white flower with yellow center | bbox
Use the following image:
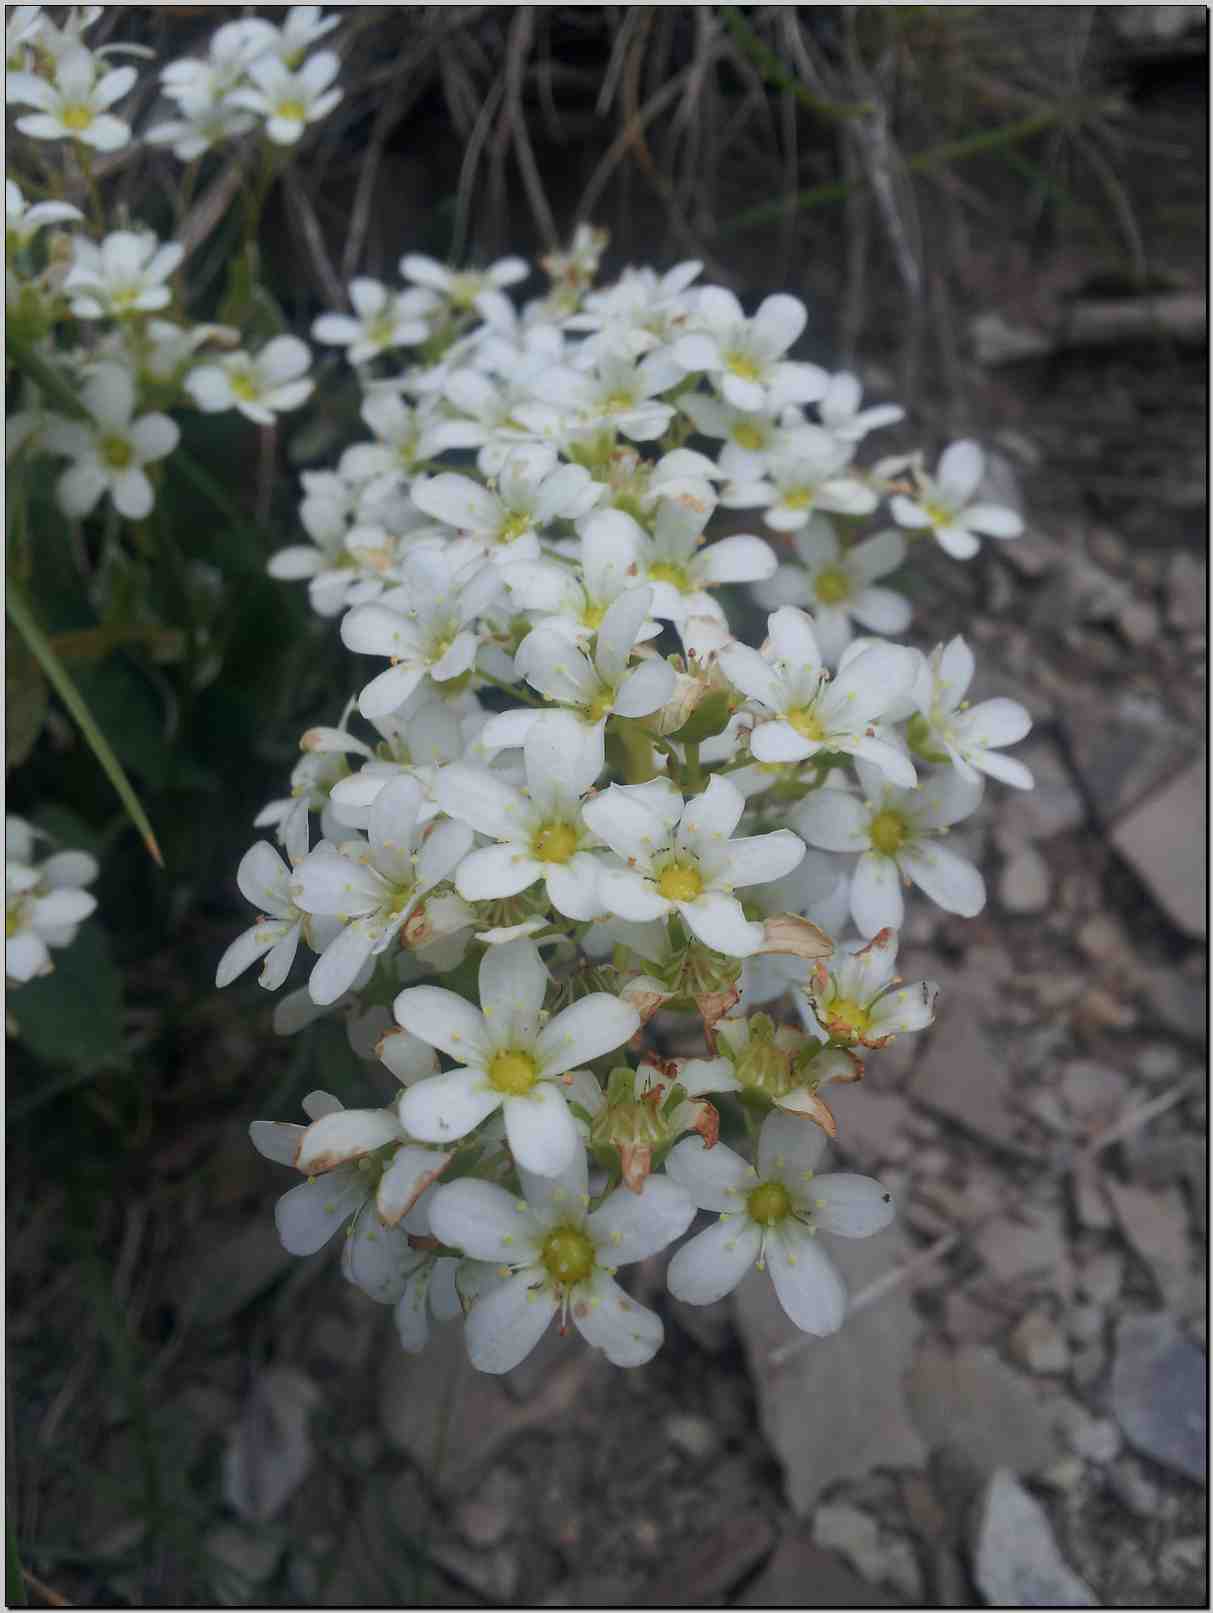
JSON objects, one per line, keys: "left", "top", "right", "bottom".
{"left": 609, "top": 491, "right": 777, "bottom": 628}
{"left": 290, "top": 774, "right": 473, "bottom": 1005}
{"left": 229, "top": 49, "right": 342, "bottom": 145}
{"left": 42, "top": 361, "right": 179, "bottom": 521}
{"left": 751, "top": 515, "right": 910, "bottom": 666}
{"left": 5, "top": 180, "right": 82, "bottom": 254}
{"left": 719, "top": 607, "right": 917, "bottom": 783}
{"left": 722, "top": 425, "right": 878, "bottom": 531}
{"left": 582, "top": 773, "right": 805, "bottom": 959}
{"left": 434, "top": 712, "right": 606, "bottom": 921}
{"left": 802, "top": 928, "right": 938, "bottom": 1049}
{"left": 817, "top": 371, "right": 904, "bottom": 445}
{"left": 514, "top": 351, "right": 682, "bottom": 445}
{"left": 909, "top": 635, "right": 1034, "bottom": 790}
{"left": 665, "top": 1110, "right": 894, "bottom": 1335}
{"left": 890, "top": 439, "right": 1023, "bottom": 560}
{"left": 186, "top": 335, "right": 314, "bottom": 426}
{"left": 8, "top": 45, "right": 135, "bottom": 151}
{"left": 215, "top": 840, "right": 311, "bottom": 991}
{"left": 796, "top": 759, "right": 985, "bottom": 937}
{"left": 64, "top": 230, "right": 184, "bottom": 319}
{"left": 312, "top": 278, "right": 437, "bottom": 364}
{"left": 5, "top": 816, "right": 98, "bottom": 985}
{"left": 428, "top": 1146, "right": 694, "bottom": 1372}
{"left": 393, "top": 938, "right": 639, "bottom": 1177}
{"left": 672, "top": 287, "right": 827, "bottom": 413}
{"left": 400, "top": 252, "right": 529, "bottom": 311}
{"left": 410, "top": 446, "right": 601, "bottom": 567}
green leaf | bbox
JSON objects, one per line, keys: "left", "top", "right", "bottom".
{"left": 6, "top": 1517, "right": 27, "bottom": 1609}
{"left": 8, "top": 921, "right": 127, "bottom": 1073}
{"left": 5, "top": 630, "right": 48, "bottom": 768}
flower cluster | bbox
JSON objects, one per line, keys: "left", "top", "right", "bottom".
{"left": 5, "top": 816, "right": 99, "bottom": 984}
{"left": 222, "top": 234, "right": 1034, "bottom": 1373}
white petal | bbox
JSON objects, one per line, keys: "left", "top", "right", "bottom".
{"left": 479, "top": 937, "right": 548, "bottom": 1044}
{"left": 275, "top": 1169, "right": 365, "bottom": 1254}
{"left": 898, "top": 841, "right": 986, "bottom": 917}
{"left": 434, "top": 764, "right": 526, "bottom": 840}
{"left": 811, "top": 1172, "right": 896, "bottom": 1238}
{"left": 394, "top": 1268, "right": 431, "bottom": 1354}
{"left": 307, "top": 919, "right": 378, "bottom": 1006}
{"left": 503, "top": 1083, "right": 580, "bottom": 1177}
{"left": 397, "top": 1067, "right": 501, "bottom": 1145}
{"left": 586, "top": 1176, "right": 696, "bottom": 1265}
{"left": 665, "top": 1136, "right": 754, "bottom": 1212}
{"left": 757, "top": 1108, "right": 827, "bottom": 1178}
{"left": 666, "top": 1217, "right": 762, "bottom": 1304}
{"left": 393, "top": 984, "right": 490, "bottom": 1064}
{"left": 712, "top": 829, "right": 805, "bottom": 890}
{"left": 237, "top": 840, "right": 293, "bottom": 917}
{"left": 850, "top": 850, "right": 903, "bottom": 938}
{"left": 596, "top": 866, "right": 669, "bottom": 923}
{"left": 249, "top": 1120, "right": 304, "bottom": 1166}
{"left": 456, "top": 843, "right": 540, "bottom": 902}
{"left": 377, "top": 1146, "right": 453, "bottom": 1224}
{"left": 572, "top": 1271, "right": 663, "bottom": 1366}
{"left": 296, "top": 1107, "right": 403, "bottom": 1173}
{"left": 612, "top": 656, "right": 675, "bottom": 719}
{"left": 695, "top": 534, "right": 777, "bottom": 584}
{"left": 766, "top": 1224, "right": 848, "bottom": 1335}
{"left": 680, "top": 891, "right": 764, "bottom": 957}
{"left": 465, "top": 1268, "right": 557, "bottom": 1374}
{"left": 535, "top": 994, "right": 640, "bottom": 1078}
{"left": 428, "top": 1177, "right": 536, "bottom": 1262}
{"left": 676, "top": 774, "right": 745, "bottom": 854}
{"left": 377, "top": 1026, "right": 439, "bottom": 1085}
{"left": 343, "top": 1205, "right": 423, "bottom": 1304}
{"left": 795, "top": 790, "right": 870, "bottom": 853}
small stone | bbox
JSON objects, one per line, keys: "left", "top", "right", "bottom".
{"left": 638, "top": 1514, "right": 776, "bottom": 1606}
{"left": 1111, "top": 1313, "right": 1208, "bottom": 1482}
{"left": 1106, "top": 1461, "right": 1161, "bottom": 1517}
{"left": 906, "top": 1346, "right": 1060, "bottom": 1477}
{"left": 1069, "top": 1341, "right": 1106, "bottom": 1389}
{"left": 1166, "top": 552, "right": 1207, "bottom": 634}
{"left": 1075, "top": 986, "right": 1137, "bottom": 1033}
{"left": 1000, "top": 846, "right": 1051, "bottom": 913}
{"left": 1070, "top": 1416, "right": 1122, "bottom": 1465}
{"left": 1160, "top": 1536, "right": 1207, "bottom": 1587}
{"left": 1117, "top": 598, "right": 1160, "bottom": 647}
{"left": 1104, "top": 1177, "right": 1193, "bottom": 1312}
{"left": 1071, "top": 1165, "right": 1115, "bottom": 1231}
{"left": 1065, "top": 1304, "right": 1105, "bottom": 1344}
{"left": 664, "top": 1413, "right": 719, "bottom": 1462}
{"left": 740, "top": 1537, "right": 896, "bottom": 1607}
{"left": 1111, "top": 755, "right": 1207, "bottom": 939}
{"left": 207, "top": 1524, "right": 284, "bottom": 1591}
{"left": 1077, "top": 913, "right": 1132, "bottom": 968}
{"left": 1139, "top": 1043, "right": 1182, "bottom": 1083}
{"left": 944, "top": 1290, "right": 1006, "bottom": 1346}
{"left": 830, "top": 1087, "right": 911, "bottom": 1168}
{"left": 1039, "top": 1455, "right": 1087, "bottom": 1492}
{"left": 1060, "top": 1060, "right": 1129, "bottom": 1131}
{"left": 882, "top": 1538, "right": 925, "bottom": 1602}
{"left": 1087, "top": 527, "right": 1129, "bottom": 573}
{"left": 1079, "top": 1251, "right": 1123, "bottom": 1305}
{"left": 429, "top": 1542, "right": 519, "bottom": 1603}
{"left": 997, "top": 742, "right": 1086, "bottom": 843}
{"left": 813, "top": 1504, "right": 883, "bottom": 1582}
{"left": 972, "top": 1470, "right": 1099, "bottom": 1606}
{"left": 974, "top": 1207, "right": 1066, "bottom": 1284}
{"left": 1010, "top": 1311, "right": 1070, "bottom": 1374}
{"left": 971, "top": 310, "right": 1052, "bottom": 365}
{"left": 1139, "top": 965, "right": 1205, "bottom": 1041}
{"left": 454, "top": 1471, "right": 518, "bottom": 1549}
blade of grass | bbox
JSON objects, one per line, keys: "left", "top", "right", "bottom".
{"left": 721, "top": 104, "right": 1104, "bottom": 235}
{"left": 7, "top": 1518, "right": 28, "bottom": 1608}
{"left": 6, "top": 581, "right": 163, "bottom": 868}
{"left": 720, "top": 5, "right": 873, "bottom": 123}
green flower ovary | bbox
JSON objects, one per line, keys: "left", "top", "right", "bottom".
{"left": 541, "top": 1224, "right": 596, "bottom": 1285}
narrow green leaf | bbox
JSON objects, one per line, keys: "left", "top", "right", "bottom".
{"left": 5, "top": 581, "right": 163, "bottom": 866}
{"left": 6, "top": 1517, "right": 28, "bottom": 1608}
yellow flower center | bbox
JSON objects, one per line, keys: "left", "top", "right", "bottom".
{"left": 732, "top": 422, "right": 765, "bottom": 451}
{"left": 61, "top": 103, "right": 94, "bottom": 131}
{"left": 586, "top": 686, "right": 616, "bottom": 722}
{"left": 488, "top": 1048, "right": 538, "bottom": 1096}
{"left": 448, "top": 272, "right": 483, "bottom": 308}
{"left": 6, "top": 900, "right": 27, "bottom": 938}
{"left": 747, "top": 1181, "right": 792, "bottom": 1225}
{"left": 603, "top": 390, "right": 635, "bottom": 413}
{"left": 532, "top": 822, "right": 578, "bottom": 865}
{"left": 229, "top": 370, "right": 260, "bottom": 402}
{"left": 540, "top": 1225, "right": 596, "bottom": 1286}
{"left": 657, "top": 861, "right": 703, "bottom": 903}
{"left": 814, "top": 565, "right": 851, "bottom": 605}
{"left": 276, "top": 98, "right": 307, "bottom": 122}
{"left": 783, "top": 488, "right": 814, "bottom": 511}
{"left": 923, "top": 500, "right": 953, "bottom": 528}
{"left": 726, "top": 353, "right": 761, "bottom": 382}
{"left": 580, "top": 602, "right": 606, "bottom": 631}
{"left": 101, "top": 435, "right": 133, "bottom": 470}
{"left": 647, "top": 560, "right": 691, "bottom": 593}
{"left": 786, "top": 706, "right": 826, "bottom": 743}
{"left": 367, "top": 311, "right": 398, "bottom": 347}
{"left": 869, "top": 810, "right": 906, "bottom": 856}
{"left": 497, "top": 511, "right": 531, "bottom": 546}
{"left": 826, "top": 997, "right": 872, "bottom": 1040}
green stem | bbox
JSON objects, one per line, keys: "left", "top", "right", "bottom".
{"left": 682, "top": 740, "right": 704, "bottom": 795}
{"left": 7, "top": 340, "right": 88, "bottom": 418}
{"left": 476, "top": 671, "right": 543, "bottom": 707}
{"left": 6, "top": 580, "right": 163, "bottom": 867}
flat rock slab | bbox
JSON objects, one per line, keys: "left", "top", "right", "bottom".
{"left": 739, "top": 1537, "right": 898, "bottom": 1607}
{"left": 906, "top": 1345, "right": 1061, "bottom": 1479}
{"left": 909, "top": 1007, "right": 1022, "bottom": 1151}
{"left": 1111, "top": 1313, "right": 1207, "bottom": 1483}
{"left": 1062, "top": 693, "right": 1193, "bottom": 827}
{"left": 972, "top": 1470, "right": 1099, "bottom": 1607}
{"left": 1111, "top": 755, "right": 1207, "bottom": 938}
{"left": 1104, "top": 1177, "right": 1194, "bottom": 1314}
{"left": 996, "top": 739, "right": 1086, "bottom": 843}
{"left": 733, "top": 1226, "right": 925, "bottom": 1515}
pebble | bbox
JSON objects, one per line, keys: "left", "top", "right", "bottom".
{"left": 1166, "top": 552, "right": 1207, "bottom": 634}
{"left": 1010, "top": 1311, "right": 1070, "bottom": 1374}
{"left": 1071, "top": 1417, "right": 1122, "bottom": 1465}
{"left": 1077, "top": 913, "right": 1132, "bottom": 968}
{"left": 664, "top": 1413, "right": 719, "bottom": 1462}
{"left": 1106, "top": 1460, "right": 1161, "bottom": 1517}
{"left": 1079, "top": 1251, "right": 1124, "bottom": 1305}
{"left": 1111, "top": 1313, "right": 1208, "bottom": 1482}
{"left": 972, "top": 1470, "right": 1098, "bottom": 1606}
{"left": 999, "top": 846, "right": 1051, "bottom": 913}
{"left": 1070, "top": 1341, "right": 1106, "bottom": 1389}
{"left": 1159, "top": 1536, "right": 1207, "bottom": 1586}
{"left": 813, "top": 1503, "right": 883, "bottom": 1582}
{"left": 1066, "top": 1304, "right": 1105, "bottom": 1344}
{"left": 1139, "top": 1043, "right": 1182, "bottom": 1083}
{"left": 1060, "top": 1060, "right": 1128, "bottom": 1129}
{"left": 1117, "top": 598, "right": 1160, "bottom": 647}
{"left": 1071, "top": 1166, "right": 1115, "bottom": 1231}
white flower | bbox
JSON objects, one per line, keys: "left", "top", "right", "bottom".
{"left": 722, "top": 425, "right": 877, "bottom": 531}
{"left": 43, "top": 362, "right": 179, "bottom": 521}
{"left": 5, "top": 816, "right": 98, "bottom": 984}
{"left": 410, "top": 446, "right": 601, "bottom": 566}
{"left": 428, "top": 1145, "right": 694, "bottom": 1371}
{"left": 679, "top": 393, "right": 790, "bottom": 482}
{"left": 516, "top": 351, "right": 682, "bottom": 445}
{"left": 324, "top": 694, "right": 492, "bottom": 831}
{"left": 489, "top": 585, "right": 673, "bottom": 757}
{"left": 160, "top": 19, "right": 277, "bottom": 105}
{"left": 290, "top": 774, "right": 473, "bottom": 1005}
{"left": 272, "top": 6, "right": 342, "bottom": 66}
{"left": 312, "top": 278, "right": 436, "bottom": 364}
{"left": 803, "top": 928, "right": 938, "bottom": 1048}
{"left": 751, "top": 516, "right": 910, "bottom": 665}
{"left": 145, "top": 94, "right": 257, "bottom": 161}
{"left": 400, "top": 252, "right": 528, "bottom": 311}
{"left": 596, "top": 493, "right": 776, "bottom": 628}
{"left": 500, "top": 512, "right": 656, "bottom": 647}
{"left": 435, "top": 711, "right": 605, "bottom": 921}
{"left": 564, "top": 259, "right": 702, "bottom": 362}
{"left": 340, "top": 544, "right": 500, "bottom": 720}
{"left": 394, "top": 938, "right": 640, "bottom": 1176}
{"left": 891, "top": 440, "right": 1023, "bottom": 560}
{"left": 909, "top": 635, "right": 1034, "bottom": 790}
{"left": 817, "top": 371, "right": 904, "bottom": 444}
{"left": 719, "top": 607, "right": 917, "bottom": 783}
{"left": 229, "top": 49, "right": 342, "bottom": 145}
{"left": 186, "top": 335, "right": 314, "bottom": 426}
{"left": 8, "top": 46, "right": 136, "bottom": 150}
{"left": 672, "top": 288, "right": 827, "bottom": 412}
{"left": 665, "top": 1110, "right": 894, "bottom": 1335}
{"left": 5, "top": 180, "right": 81, "bottom": 251}
{"left": 215, "top": 841, "right": 310, "bottom": 991}
{"left": 797, "top": 760, "right": 985, "bottom": 937}
{"left": 64, "top": 231, "right": 184, "bottom": 319}
{"left": 253, "top": 742, "right": 350, "bottom": 867}
{"left": 582, "top": 773, "right": 805, "bottom": 958}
